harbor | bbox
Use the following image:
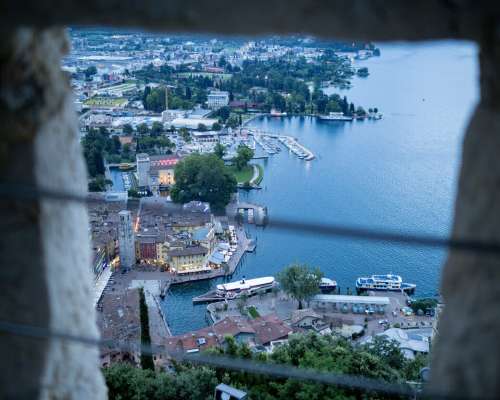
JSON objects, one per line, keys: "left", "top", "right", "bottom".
{"left": 163, "top": 43, "right": 474, "bottom": 334}
{"left": 245, "top": 128, "right": 315, "bottom": 161}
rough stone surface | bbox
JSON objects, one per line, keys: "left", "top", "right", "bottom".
{"left": 429, "top": 107, "right": 500, "bottom": 397}
{"left": 1, "top": 2, "right": 500, "bottom": 398}
{"left": 0, "top": 29, "right": 106, "bottom": 399}
{"left": 0, "top": 0, "right": 494, "bottom": 41}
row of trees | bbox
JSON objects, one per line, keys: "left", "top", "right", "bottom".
{"left": 103, "top": 333, "right": 428, "bottom": 400}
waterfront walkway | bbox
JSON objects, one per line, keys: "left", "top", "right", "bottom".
{"left": 93, "top": 267, "right": 112, "bottom": 308}
{"left": 129, "top": 279, "right": 172, "bottom": 340}
{"left": 169, "top": 225, "right": 250, "bottom": 284}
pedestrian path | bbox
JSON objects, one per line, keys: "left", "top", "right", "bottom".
{"left": 93, "top": 267, "right": 112, "bottom": 308}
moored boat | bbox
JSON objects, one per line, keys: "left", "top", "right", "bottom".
{"left": 318, "top": 112, "right": 353, "bottom": 121}
{"left": 319, "top": 277, "right": 337, "bottom": 293}
{"left": 356, "top": 274, "right": 416, "bottom": 293}
{"left": 216, "top": 276, "right": 276, "bottom": 298}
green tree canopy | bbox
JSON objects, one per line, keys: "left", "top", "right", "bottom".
{"left": 170, "top": 153, "right": 237, "bottom": 211}
{"left": 213, "top": 143, "right": 226, "bottom": 159}
{"left": 103, "top": 363, "right": 217, "bottom": 400}
{"left": 179, "top": 127, "right": 191, "bottom": 142}
{"left": 233, "top": 145, "right": 254, "bottom": 171}
{"left": 122, "top": 123, "right": 134, "bottom": 135}
{"left": 226, "top": 115, "right": 240, "bottom": 129}
{"left": 137, "top": 123, "right": 149, "bottom": 136}
{"left": 277, "top": 264, "right": 323, "bottom": 309}
{"left": 151, "top": 121, "right": 164, "bottom": 136}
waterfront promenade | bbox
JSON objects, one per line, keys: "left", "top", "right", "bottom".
{"left": 169, "top": 225, "right": 250, "bottom": 284}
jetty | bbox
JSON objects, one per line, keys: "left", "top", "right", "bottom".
{"left": 192, "top": 290, "right": 225, "bottom": 304}
{"left": 245, "top": 128, "right": 315, "bottom": 161}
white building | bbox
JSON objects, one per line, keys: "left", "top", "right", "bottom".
{"left": 136, "top": 153, "right": 150, "bottom": 187}
{"left": 171, "top": 117, "right": 219, "bottom": 130}
{"left": 364, "top": 328, "right": 432, "bottom": 360}
{"left": 207, "top": 90, "right": 229, "bottom": 109}
{"left": 118, "top": 210, "right": 136, "bottom": 269}
{"left": 162, "top": 109, "right": 187, "bottom": 123}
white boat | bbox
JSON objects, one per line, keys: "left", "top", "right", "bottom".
{"left": 318, "top": 112, "right": 353, "bottom": 121}
{"left": 216, "top": 276, "right": 276, "bottom": 298}
{"left": 356, "top": 274, "right": 416, "bottom": 293}
{"left": 270, "top": 109, "right": 287, "bottom": 117}
{"left": 319, "top": 277, "right": 337, "bottom": 293}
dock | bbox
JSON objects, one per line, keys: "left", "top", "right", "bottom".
{"left": 169, "top": 225, "right": 251, "bottom": 285}
{"left": 192, "top": 291, "right": 224, "bottom": 304}
{"left": 246, "top": 128, "right": 315, "bottom": 161}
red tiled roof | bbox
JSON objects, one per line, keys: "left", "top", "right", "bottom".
{"left": 213, "top": 316, "right": 255, "bottom": 339}
{"left": 250, "top": 314, "right": 293, "bottom": 345}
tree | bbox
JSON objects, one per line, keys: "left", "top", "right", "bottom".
{"left": 233, "top": 145, "right": 254, "bottom": 171}
{"left": 197, "top": 123, "right": 207, "bottom": 132}
{"left": 137, "top": 123, "right": 149, "bottom": 136}
{"left": 123, "top": 123, "right": 134, "bottom": 135}
{"left": 179, "top": 127, "right": 191, "bottom": 142}
{"left": 226, "top": 115, "right": 240, "bottom": 129}
{"left": 277, "top": 264, "right": 322, "bottom": 309}
{"left": 212, "top": 122, "right": 222, "bottom": 131}
{"left": 363, "top": 335, "right": 405, "bottom": 370}
{"left": 84, "top": 65, "right": 97, "bottom": 79}
{"left": 139, "top": 288, "right": 154, "bottom": 370}
{"left": 170, "top": 153, "right": 237, "bottom": 211}
{"left": 216, "top": 106, "right": 231, "bottom": 122}
{"left": 214, "top": 143, "right": 226, "bottom": 159}
{"left": 103, "top": 363, "right": 217, "bottom": 400}
{"left": 88, "top": 175, "right": 111, "bottom": 192}
{"left": 151, "top": 121, "right": 164, "bottom": 136}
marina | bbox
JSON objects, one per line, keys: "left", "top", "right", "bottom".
{"left": 246, "top": 128, "right": 316, "bottom": 161}
{"left": 163, "top": 43, "right": 475, "bottom": 334}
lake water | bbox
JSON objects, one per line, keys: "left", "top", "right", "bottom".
{"left": 162, "top": 41, "right": 479, "bottom": 335}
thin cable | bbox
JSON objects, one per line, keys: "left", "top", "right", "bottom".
{"left": 1, "top": 182, "right": 500, "bottom": 255}
{"left": 0, "top": 320, "right": 415, "bottom": 397}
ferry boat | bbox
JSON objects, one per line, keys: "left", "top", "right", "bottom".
{"left": 319, "top": 277, "right": 337, "bottom": 293}
{"left": 270, "top": 109, "right": 288, "bottom": 117}
{"left": 356, "top": 274, "right": 416, "bottom": 293}
{"left": 318, "top": 112, "right": 353, "bottom": 121}
{"left": 216, "top": 276, "right": 276, "bottom": 299}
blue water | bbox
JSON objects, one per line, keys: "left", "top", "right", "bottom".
{"left": 163, "top": 41, "right": 479, "bottom": 334}
{"left": 109, "top": 168, "right": 125, "bottom": 191}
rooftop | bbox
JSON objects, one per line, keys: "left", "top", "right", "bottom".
{"left": 312, "top": 294, "right": 391, "bottom": 305}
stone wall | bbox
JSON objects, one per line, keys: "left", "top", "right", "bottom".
{"left": 1, "top": 2, "right": 500, "bottom": 398}
{"left": 0, "top": 29, "right": 106, "bottom": 399}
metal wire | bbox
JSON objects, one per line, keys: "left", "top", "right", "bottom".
{"left": 0, "top": 320, "right": 416, "bottom": 397}
{"left": 0, "top": 183, "right": 491, "bottom": 399}
{"left": 1, "top": 182, "right": 500, "bottom": 255}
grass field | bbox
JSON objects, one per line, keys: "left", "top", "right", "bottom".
{"left": 84, "top": 96, "right": 128, "bottom": 107}
{"left": 228, "top": 165, "right": 254, "bottom": 184}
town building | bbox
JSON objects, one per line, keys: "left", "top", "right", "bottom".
{"left": 311, "top": 294, "right": 390, "bottom": 314}
{"left": 165, "top": 314, "right": 293, "bottom": 354}
{"left": 136, "top": 153, "right": 180, "bottom": 194}
{"left": 169, "top": 246, "right": 209, "bottom": 273}
{"left": 363, "top": 328, "right": 432, "bottom": 360}
{"left": 136, "top": 153, "right": 150, "bottom": 187}
{"left": 118, "top": 210, "right": 136, "bottom": 268}
{"left": 207, "top": 90, "right": 229, "bottom": 109}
